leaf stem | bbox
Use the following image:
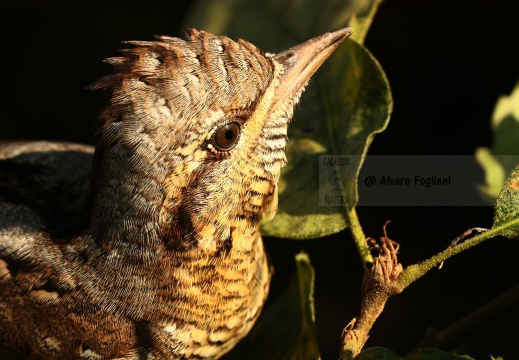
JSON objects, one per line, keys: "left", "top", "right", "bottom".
{"left": 346, "top": 207, "right": 373, "bottom": 266}
{"left": 396, "top": 226, "right": 500, "bottom": 290}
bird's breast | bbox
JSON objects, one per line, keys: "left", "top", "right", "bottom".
{"left": 148, "top": 230, "right": 270, "bottom": 359}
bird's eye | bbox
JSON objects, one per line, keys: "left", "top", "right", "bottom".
{"left": 212, "top": 122, "right": 241, "bottom": 151}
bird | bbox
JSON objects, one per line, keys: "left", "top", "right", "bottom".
{"left": 0, "top": 27, "right": 351, "bottom": 359}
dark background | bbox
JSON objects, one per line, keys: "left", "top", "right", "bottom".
{"left": 3, "top": 1, "right": 519, "bottom": 359}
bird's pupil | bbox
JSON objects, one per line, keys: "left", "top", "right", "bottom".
{"left": 225, "top": 130, "right": 234, "bottom": 140}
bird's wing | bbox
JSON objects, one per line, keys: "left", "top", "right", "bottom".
{"left": 0, "top": 141, "right": 97, "bottom": 358}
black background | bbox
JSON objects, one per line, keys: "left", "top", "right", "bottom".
{"left": 3, "top": 1, "right": 519, "bottom": 359}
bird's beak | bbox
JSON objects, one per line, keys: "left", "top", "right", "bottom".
{"left": 272, "top": 27, "right": 352, "bottom": 108}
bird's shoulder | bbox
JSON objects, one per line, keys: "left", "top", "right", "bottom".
{"left": 0, "top": 140, "right": 93, "bottom": 300}
{"left": 0, "top": 140, "right": 94, "bottom": 231}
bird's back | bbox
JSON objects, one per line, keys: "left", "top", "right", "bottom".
{"left": 0, "top": 141, "right": 93, "bottom": 230}
{"left": 0, "top": 141, "right": 97, "bottom": 358}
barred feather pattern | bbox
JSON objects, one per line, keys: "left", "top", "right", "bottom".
{"left": 0, "top": 27, "right": 350, "bottom": 359}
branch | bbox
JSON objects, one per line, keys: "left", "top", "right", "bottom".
{"left": 339, "top": 222, "right": 402, "bottom": 359}
{"left": 338, "top": 223, "right": 497, "bottom": 359}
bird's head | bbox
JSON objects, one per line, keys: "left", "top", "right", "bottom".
{"left": 90, "top": 28, "right": 351, "bottom": 251}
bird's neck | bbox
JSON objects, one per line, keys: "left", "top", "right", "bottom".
{"left": 85, "top": 142, "right": 265, "bottom": 255}
{"left": 77, "top": 146, "right": 271, "bottom": 333}
{"left": 86, "top": 143, "right": 168, "bottom": 250}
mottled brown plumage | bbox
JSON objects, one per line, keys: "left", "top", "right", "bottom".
{"left": 0, "top": 27, "right": 351, "bottom": 359}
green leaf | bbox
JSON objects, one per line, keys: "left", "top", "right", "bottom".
{"left": 184, "top": 0, "right": 379, "bottom": 49}
{"left": 476, "top": 82, "right": 519, "bottom": 202}
{"left": 184, "top": 0, "right": 392, "bottom": 239}
{"left": 492, "top": 163, "right": 519, "bottom": 239}
{"left": 475, "top": 147, "right": 508, "bottom": 204}
{"left": 348, "top": 0, "right": 384, "bottom": 44}
{"left": 262, "top": 38, "right": 392, "bottom": 239}
{"left": 355, "top": 347, "right": 474, "bottom": 360}
{"left": 222, "top": 253, "right": 319, "bottom": 360}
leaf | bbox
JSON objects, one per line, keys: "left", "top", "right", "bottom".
{"left": 476, "top": 81, "right": 519, "bottom": 202}
{"left": 184, "top": 0, "right": 379, "bottom": 49}
{"left": 349, "top": 0, "right": 384, "bottom": 44}
{"left": 184, "top": 0, "right": 392, "bottom": 239}
{"left": 492, "top": 163, "right": 519, "bottom": 239}
{"left": 475, "top": 147, "right": 508, "bottom": 203}
{"left": 355, "top": 347, "right": 474, "bottom": 360}
{"left": 222, "top": 253, "right": 319, "bottom": 360}
{"left": 262, "top": 38, "right": 392, "bottom": 238}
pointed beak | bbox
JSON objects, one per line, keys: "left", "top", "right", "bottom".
{"left": 272, "top": 27, "right": 352, "bottom": 107}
